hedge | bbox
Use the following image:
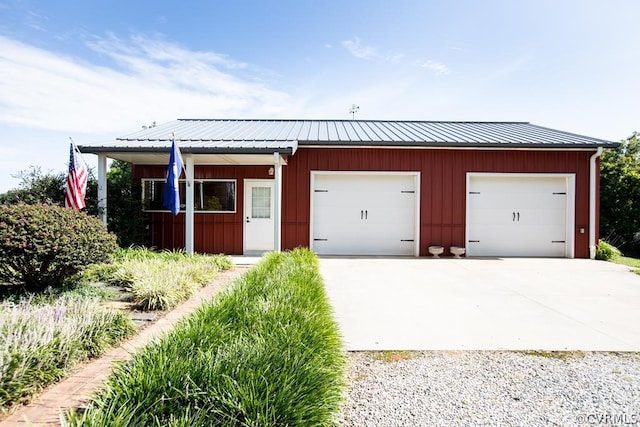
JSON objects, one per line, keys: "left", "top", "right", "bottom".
{"left": 67, "top": 248, "right": 346, "bottom": 426}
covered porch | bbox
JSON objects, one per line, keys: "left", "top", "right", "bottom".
{"left": 79, "top": 139, "right": 297, "bottom": 255}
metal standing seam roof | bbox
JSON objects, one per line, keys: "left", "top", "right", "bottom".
{"left": 78, "top": 119, "right": 619, "bottom": 154}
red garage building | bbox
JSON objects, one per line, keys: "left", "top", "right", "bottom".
{"left": 79, "top": 119, "right": 618, "bottom": 258}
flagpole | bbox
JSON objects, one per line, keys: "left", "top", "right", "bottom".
{"left": 161, "top": 134, "right": 193, "bottom": 254}
{"left": 182, "top": 132, "right": 195, "bottom": 254}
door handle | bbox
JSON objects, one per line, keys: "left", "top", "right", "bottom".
{"left": 517, "top": 212, "right": 520, "bottom": 222}
{"left": 513, "top": 212, "right": 515, "bottom": 222}
{"left": 246, "top": 217, "right": 250, "bottom": 223}
{"left": 365, "top": 210, "right": 368, "bottom": 219}
{"left": 361, "top": 210, "right": 363, "bottom": 220}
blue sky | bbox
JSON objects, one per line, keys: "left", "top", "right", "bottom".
{"left": 0, "top": 0, "right": 638, "bottom": 192}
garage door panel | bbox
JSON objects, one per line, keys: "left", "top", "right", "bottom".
{"left": 468, "top": 240, "right": 565, "bottom": 257}
{"left": 516, "top": 195, "right": 566, "bottom": 210}
{"left": 470, "top": 176, "right": 565, "bottom": 193}
{"left": 519, "top": 209, "right": 565, "bottom": 226}
{"left": 469, "top": 192, "right": 566, "bottom": 210}
{"left": 470, "top": 209, "right": 565, "bottom": 228}
{"left": 313, "top": 238, "right": 414, "bottom": 256}
{"left": 467, "top": 175, "right": 571, "bottom": 257}
{"left": 312, "top": 173, "right": 417, "bottom": 256}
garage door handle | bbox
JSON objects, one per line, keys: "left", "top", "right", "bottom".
{"left": 513, "top": 212, "right": 516, "bottom": 221}
{"left": 365, "top": 210, "right": 368, "bottom": 219}
{"left": 517, "top": 212, "right": 520, "bottom": 221}
{"left": 361, "top": 210, "right": 363, "bottom": 219}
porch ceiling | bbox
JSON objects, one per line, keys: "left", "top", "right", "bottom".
{"left": 100, "top": 152, "right": 284, "bottom": 166}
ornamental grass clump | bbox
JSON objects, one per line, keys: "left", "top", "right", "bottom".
{"left": 0, "top": 204, "right": 118, "bottom": 291}
{"left": 111, "top": 246, "right": 233, "bottom": 269}
{"left": 596, "top": 239, "right": 622, "bottom": 261}
{"left": 0, "top": 294, "right": 135, "bottom": 412}
{"left": 68, "top": 248, "right": 346, "bottom": 426}
{"left": 93, "top": 248, "right": 232, "bottom": 310}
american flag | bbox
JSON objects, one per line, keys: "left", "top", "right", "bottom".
{"left": 65, "top": 140, "right": 88, "bottom": 210}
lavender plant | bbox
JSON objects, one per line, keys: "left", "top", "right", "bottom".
{"left": 0, "top": 294, "right": 135, "bottom": 411}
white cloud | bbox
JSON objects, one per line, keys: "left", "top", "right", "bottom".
{"left": 341, "top": 37, "right": 406, "bottom": 64}
{"left": 387, "top": 53, "right": 406, "bottom": 63}
{"left": 342, "top": 37, "right": 378, "bottom": 60}
{"left": 0, "top": 34, "right": 291, "bottom": 134}
{"left": 418, "top": 60, "right": 450, "bottom": 75}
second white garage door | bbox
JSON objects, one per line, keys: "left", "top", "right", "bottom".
{"left": 311, "top": 172, "right": 419, "bottom": 256}
{"left": 466, "top": 174, "right": 575, "bottom": 257}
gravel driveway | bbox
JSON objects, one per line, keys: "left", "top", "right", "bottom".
{"left": 339, "top": 351, "right": 640, "bottom": 427}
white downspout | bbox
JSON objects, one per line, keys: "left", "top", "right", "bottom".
{"left": 273, "top": 152, "right": 282, "bottom": 253}
{"left": 589, "top": 147, "right": 604, "bottom": 259}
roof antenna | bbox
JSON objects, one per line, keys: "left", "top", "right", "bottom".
{"left": 349, "top": 104, "right": 360, "bottom": 120}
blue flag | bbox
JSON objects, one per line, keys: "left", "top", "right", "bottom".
{"left": 162, "top": 139, "right": 184, "bottom": 215}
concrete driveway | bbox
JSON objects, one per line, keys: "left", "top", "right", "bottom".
{"left": 319, "top": 257, "right": 640, "bottom": 351}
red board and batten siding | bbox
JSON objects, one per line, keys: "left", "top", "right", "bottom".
{"left": 133, "top": 148, "right": 597, "bottom": 258}
{"left": 132, "top": 165, "right": 272, "bottom": 254}
{"left": 281, "top": 148, "right": 595, "bottom": 258}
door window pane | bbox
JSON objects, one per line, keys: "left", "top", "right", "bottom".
{"left": 252, "top": 187, "right": 271, "bottom": 218}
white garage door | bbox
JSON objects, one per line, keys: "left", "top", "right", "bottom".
{"left": 466, "top": 174, "right": 574, "bottom": 257}
{"left": 311, "top": 173, "right": 418, "bottom": 256}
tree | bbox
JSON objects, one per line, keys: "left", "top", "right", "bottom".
{"left": 0, "top": 167, "right": 65, "bottom": 205}
{"left": 600, "top": 132, "right": 640, "bottom": 255}
{"left": 106, "top": 160, "right": 144, "bottom": 246}
{"left": 0, "top": 166, "right": 99, "bottom": 215}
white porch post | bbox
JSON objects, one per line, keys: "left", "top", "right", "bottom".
{"left": 97, "top": 154, "right": 107, "bottom": 226}
{"left": 184, "top": 154, "right": 195, "bottom": 254}
{"left": 273, "top": 152, "right": 282, "bottom": 252}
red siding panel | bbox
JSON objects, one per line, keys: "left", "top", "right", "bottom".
{"left": 134, "top": 148, "right": 596, "bottom": 258}
{"left": 281, "top": 148, "right": 594, "bottom": 258}
{"left": 132, "top": 164, "right": 271, "bottom": 254}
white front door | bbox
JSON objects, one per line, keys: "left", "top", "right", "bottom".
{"left": 244, "top": 180, "right": 275, "bottom": 253}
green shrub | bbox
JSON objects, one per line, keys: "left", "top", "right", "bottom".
{"left": 596, "top": 239, "right": 622, "bottom": 260}
{"left": 0, "top": 204, "right": 118, "bottom": 291}
{"left": 0, "top": 294, "right": 135, "bottom": 411}
{"left": 67, "top": 249, "right": 346, "bottom": 426}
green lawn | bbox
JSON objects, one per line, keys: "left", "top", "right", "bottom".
{"left": 610, "top": 255, "right": 640, "bottom": 274}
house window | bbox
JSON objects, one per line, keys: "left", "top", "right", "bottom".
{"left": 142, "top": 179, "right": 236, "bottom": 213}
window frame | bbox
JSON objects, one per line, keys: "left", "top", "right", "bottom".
{"left": 141, "top": 178, "right": 237, "bottom": 214}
